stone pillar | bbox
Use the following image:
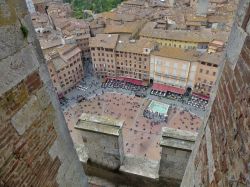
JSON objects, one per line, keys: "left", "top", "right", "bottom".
{"left": 75, "top": 113, "right": 124, "bottom": 170}
{"left": 159, "top": 127, "right": 197, "bottom": 184}
{"left": 0, "top": 0, "right": 88, "bottom": 186}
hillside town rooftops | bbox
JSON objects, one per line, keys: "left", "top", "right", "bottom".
{"left": 89, "top": 34, "right": 119, "bottom": 49}
{"left": 100, "top": 11, "right": 136, "bottom": 22}
{"left": 104, "top": 21, "right": 141, "bottom": 34}
{"left": 53, "top": 17, "right": 89, "bottom": 33}
{"left": 140, "top": 22, "right": 229, "bottom": 43}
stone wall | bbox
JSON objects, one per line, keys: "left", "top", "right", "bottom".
{"left": 159, "top": 128, "right": 197, "bottom": 184}
{"left": 181, "top": 0, "right": 250, "bottom": 186}
{"left": 160, "top": 147, "right": 191, "bottom": 183}
{"left": 78, "top": 130, "right": 123, "bottom": 170}
{"left": 0, "top": 0, "right": 87, "bottom": 186}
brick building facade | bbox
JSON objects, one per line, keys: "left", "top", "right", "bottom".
{"left": 90, "top": 34, "right": 118, "bottom": 78}
{"left": 181, "top": 0, "right": 250, "bottom": 186}
{"left": 115, "top": 37, "right": 155, "bottom": 83}
{"left": 46, "top": 44, "right": 84, "bottom": 96}
{"left": 0, "top": 1, "right": 87, "bottom": 186}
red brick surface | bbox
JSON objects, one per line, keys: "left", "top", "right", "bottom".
{"left": 0, "top": 79, "right": 60, "bottom": 187}
{"left": 189, "top": 36, "right": 250, "bottom": 186}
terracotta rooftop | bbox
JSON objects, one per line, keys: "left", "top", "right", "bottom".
{"left": 185, "top": 14, "right": 207, "bottom": 22}
{"left": 58, "top": 44, "right": 81, "bottom": 60}
{"left": 46, "top": 44, "right": 81, "bottom": 70}
{"left": 207, "top": 15, "right": 232, "bottom": 23}
{"left": 103, "top": 21, "right": 142, "bottom": 34}
{"left": 140, "top": 22, "right": 229, "bottom": 43}
{"left": 123, "top": 0, "right": 145, "bottom": 6}
{"left": 151, "top": 47, "right": 199, "bottom": 62}
{"left": 53, "top": 17, "right": 89, "bottom": 34}
{"left": 185, "top": 21, "right": 202, "bottom": 26}
{"left": 31, "top": 13, "right": 49, "bottom": 26}
{"left": 39, "top": 39, "right": 62, "bottom": 50}
{"left": 89, "top": 34, "right": 119, "bottom": 49}
{"left": 100, "top": 11, "right": 136, "bottom": 22}
{"left": 116, "top": 36, "right": 155, "bottom": 54}
{"left": 199, "top": 51, "right": 225, "bottom": 65}
{"left": 210, "top": 40, "right": 224, "bottom": 46}
{"left": 51, "top": 55, "right": 67, "bottom": 71}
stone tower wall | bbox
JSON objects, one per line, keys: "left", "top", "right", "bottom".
{"left": 181, "top": 0, "right": 250, "bottom": 186}
{"left": 0, "top": 0, "right": 88, "bottom": 186}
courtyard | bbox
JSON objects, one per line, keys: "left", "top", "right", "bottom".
{"left": 64, "top": 92, "right": 201, "bottom": 161}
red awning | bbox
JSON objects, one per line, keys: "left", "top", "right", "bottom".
{"left": 124, "top": 77, "right": 143, "bottom": 86}
{"left": 106, "top": 76, "right": 143, "bottom": 86}
{"left": 152, "top": 83, "right": 185, "bottom": 95}
{"left": 106, "top": 76, "right": 124, "bottom": 81}
{"left": 192, "top": 92, "right": 210, "bottom": 100}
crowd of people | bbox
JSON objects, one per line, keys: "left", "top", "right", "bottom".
{"left": 184, "top": 95, "right": 208, "bottom": 110}
{"left": 143, "top": 108, "right": 168, "bottom": 123}
{"left": 102, "top": 79, "right": 147, "bottom": 92}
{"left": 150, "top": 89, "right": 208, "bottom": 111}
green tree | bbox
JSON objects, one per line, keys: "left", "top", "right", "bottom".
{"left": 69, "top": 0, "right": 124, "bottom": 18}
